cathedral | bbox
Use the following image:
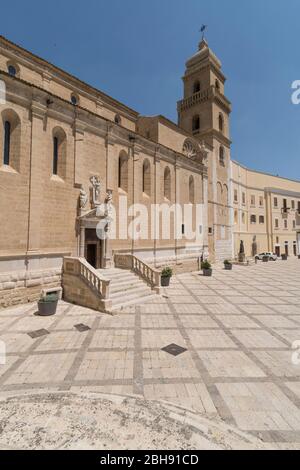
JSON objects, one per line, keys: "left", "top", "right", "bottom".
{"left": 0, "top": 34, "right": 299, "bottom": 310}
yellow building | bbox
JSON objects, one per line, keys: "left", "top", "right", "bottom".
{"left": 231, "top": 161, "right": 300, "bottom": 258}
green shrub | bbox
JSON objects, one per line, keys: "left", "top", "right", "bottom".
{"left": 201, "top": 260, "right": 211, "bottom": 270}
{"left": 39, "top": 294, "right": 58, "bottom": 303}
{"left": 161, "top": 267, "right": 173, "bottom": 278}
{"left": 224, "top": 259, "right": 232, "bottom": 265}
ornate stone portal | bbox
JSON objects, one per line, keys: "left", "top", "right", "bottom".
{"left": 78, "top": 177, "right": 113, "bottom": 269}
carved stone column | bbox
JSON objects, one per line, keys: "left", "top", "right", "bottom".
{"left": 79, "top": 224, "right": 85, "bottom": 258}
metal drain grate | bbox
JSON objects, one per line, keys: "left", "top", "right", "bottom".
{"left": 74, "top": 324, "right": 91, "bottom": 332}
{"left": 161, "top": 343, "right": 187, "bottom": 357}
{"left": 27, "top": 329, "right": 50, "bottom": 339}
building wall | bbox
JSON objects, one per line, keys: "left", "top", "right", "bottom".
{"left": 231, "top": 161, "right": 300, "bottom": 258}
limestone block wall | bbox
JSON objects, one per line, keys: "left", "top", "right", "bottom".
{"left": 62, "top": 272, "right": 107, "bottom": 312}
{"left": 0, "top": 267, "right": 62, "bottom": 308}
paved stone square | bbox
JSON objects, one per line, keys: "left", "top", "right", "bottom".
{"left": 0, "top": 258, "right": 300, "bottom": 447}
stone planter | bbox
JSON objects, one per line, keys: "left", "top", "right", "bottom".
{"left": 37, "top": 299, "right": 58, "bottom": 316}
{"left": 203, "top": 268, "right": 212, "bottom": 277}
{"left": 161, "top": 276, "right": 171, "bottom": 287}
{"left": 298, "top": 255, "right": 300, "bottom": 259}
{"left": 224, "top": 264, "right": 232, "bottom": 270}
{"left": 262, "top": 256, "right": 269, "bottom": 262}
{"left": 281, "top": 254, "right": 288, "bottom": 261}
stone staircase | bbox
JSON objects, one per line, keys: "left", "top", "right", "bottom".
{"left": 98, "top": 268, "right": 157, "bottom": 312}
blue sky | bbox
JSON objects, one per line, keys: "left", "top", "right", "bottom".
{"left": 1, "top": 0, "right": 300, "bottom": 179}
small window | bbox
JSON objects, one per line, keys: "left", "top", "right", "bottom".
{"left": 274, "top": 197, "right": 278, "bottom": 208}
{"left": 250, "top": 214, "right": 256, "bottom": 224}
{"left": 275, "top": 218, "right": 279, "bottom": 229}
{"left": 259, "top": 215, "right": 265, "bottom": 224}
{"left": 242, "top": 212, "right": 246, "bottom": 224}
{"left": 182, "top": 224, "right": 185, "bottom": 235}
{"left": 242, "top": 192, "right": 246, "bottom": 205}
{"left": 259, "top": 196, "right": 264, "bottom": 207}
{"left": 284, "top": 220, "right": 288, "bottom": 229}
{"left": 192, "top": 115, "right": 200, "bottom": 133}
{"left": 293, "top": 220, "right": 296, "bottom": 229}
{"left": 234, "top": 189, "right": 238, "bottom": 203}
{"left": 291, "top": 200, "right": 295, "bottom": 209}
{"left": 219, "top": 146, "right": 225, "bottom": 166}
{"left": 251, "top": 195, "right": 256, "bottom": 206}
{"left": 215, "top": 79, "right": 220, "bottom": 90}
{"left": 8, "top": 64, "right": 17, "bottom": 77}
{"left": 71, "top": 93, "right": 79, "bottom": 105}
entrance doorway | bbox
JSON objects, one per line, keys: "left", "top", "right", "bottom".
{"left": 86, "top": 243, "right": 97, "bottom": 268}
{"left": 85, "top": 229, "right": 102, "bottom": 269}
{"left": 275, "top": 246, "right": 281, "bottom": 257}
{"left": 285, "top": 243, "right": 289, "bottom": 257}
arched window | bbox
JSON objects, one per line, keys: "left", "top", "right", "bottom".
{"left": 259, "top": 215, "right": 265, "bottom": 224}
{"left": 189, "top": 176, "right": 195, "bottom": 204}
{"left": 142, "top": 159, "right": 151, "bottom": 196}
{"left": 164, "top": 166, "right": 171, "bottom": 200}
{"left": 192, "top": 115, "right": 200, "bottom": 133}
{"left": 52, "top": 128, "right": 67, "bottom": 179}
{"left": 8, "top": 65, "right": 17, "bottom": 77}
{"left": 1, "top": 109, "right": 21, "bottom": 171}
{"left": 219, "top": 146, "right": 225, "bottom": 166}
{"left": 118, "top": 151, "right": 128, "bottom": 192}
{"left": 215, "top": 79, "right": 220, "bottom": 90}
{"left": 3, "top": 121, "right": 11, "bottom": 165}
{"left": 193, "top": 80, "right": 201, "bottom": 94}
{"left": 53, "top": 136, "right": 59, "bottom": 175}
{"left": 219, "top": 113, "right": 224, "bottom": 132}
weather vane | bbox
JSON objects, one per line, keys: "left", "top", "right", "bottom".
{"left": 200, "top": 24, "right": 208, "bottom": 40}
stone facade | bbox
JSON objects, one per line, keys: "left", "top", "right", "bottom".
{"left": 231, "top": 161, "right": 300, "bottom": 258}
{"left": 0, "top": 34, "right": 299, "bottom": 307}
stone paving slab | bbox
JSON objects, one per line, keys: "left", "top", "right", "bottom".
{"left": 0, "top": 258, "right": 300, "bottom": 448}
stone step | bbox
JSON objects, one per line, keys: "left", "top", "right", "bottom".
{"left": 110, "top": 285, "right": 151, "bottom": 301}
{"left": 110, "top": 279, "right": 142, "bottom": 293}
{"left": 111, "top": 294, "right": 158, "bottom": 312}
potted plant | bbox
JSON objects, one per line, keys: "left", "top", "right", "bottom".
{"left": 202, "top": 260, "right": 212, "bottom": 277}
{"left": 224, "top": 260, "right": 233, "bottom": 270}
{"left": 161, "top": 267, "right": 173, "bottom": 287}
{"left": 37, "top": 293, "right": 58, "bottom": 316}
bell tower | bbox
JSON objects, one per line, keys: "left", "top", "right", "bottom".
{"left": 177, "top": 38, "right": 233, "bottom": 261}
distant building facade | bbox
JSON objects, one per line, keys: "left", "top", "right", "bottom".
{"left": 231, "top": 161, "right": 300, "bottom": 259}
{"left": 0, "top": 35, "right": 299, "bottom": 307}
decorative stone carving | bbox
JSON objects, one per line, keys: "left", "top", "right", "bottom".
{"left": 183, "top": 139, "right": 198, "bottom": 160}
{"left": 105, "top": 190, "right": 113, "bottom": 219}
{"left": 79, "top": 188, "right": 88, "bottom": 209}
{"left": 90, "top": 176, "right": 101, "bottom": 207}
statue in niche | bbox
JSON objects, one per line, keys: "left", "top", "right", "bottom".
{"left": 90, "top": 176, "right": 101, "bottom": 207}
{"left": 79, "top": 188, "right": 88, "bottom": 209}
